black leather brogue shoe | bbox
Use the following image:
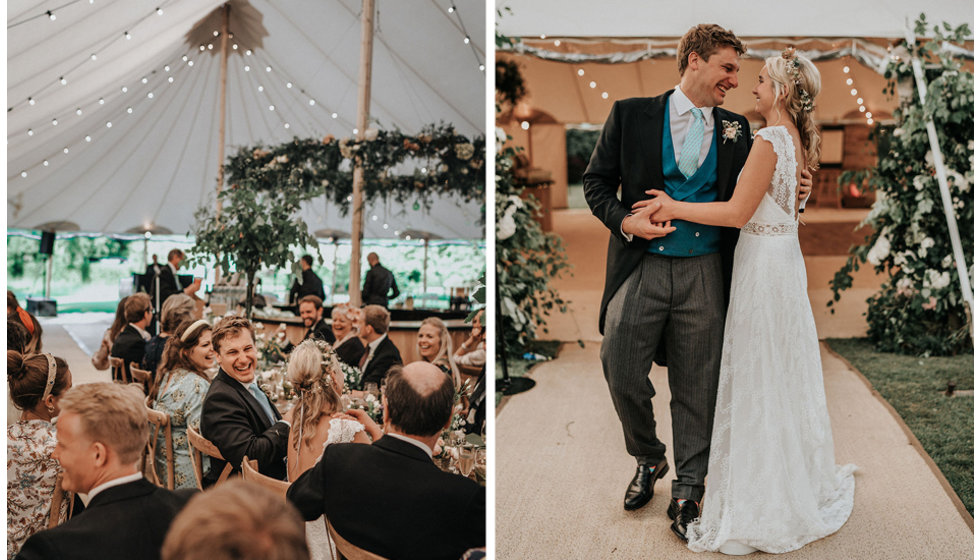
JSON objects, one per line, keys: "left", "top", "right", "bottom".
{"left": 668, "top": 498, "right": 701, "bottom": 542}
{"left": 623, "top": 459, "right": 669, "bottom": 511}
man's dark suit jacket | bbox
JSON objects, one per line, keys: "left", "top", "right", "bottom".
{"left": 583, "top": 91, "right": 751, "bottom": 336}
{"left": 110, "top": 325, "right": 146, "bottom": 381}
{"left": 284, "top": 318, "right": 336, "bottom": 354}
{"left": 151, "top": 265, "right": 191, "bottom": 310}
{"left": 288, "top": 269, "right": 326, "bottom": 304}
{"left": 359, "top": 336, "right": 402, "bottom": 389}
{"left": 15, "top": 478, "right": 195, "bottom": 560}
{"left": 362, "top": 264, "right": 399, "bottom": 307}
{"left": 334, "top": 335, "right": 365, "bottom": 368}
{"left": 286, "top": 435, "right": 485, "bottom": 560}
{"left": 201, "top": 370, "right": 289, "bottom": 484}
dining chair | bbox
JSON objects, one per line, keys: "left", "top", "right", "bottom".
{"left": 109, "top": 356, "right": 128, "bottom": 383}
{"left": 130, "top": 363, "right": 152, "bottom": 394}
{"left": 47, "top": 473, "right": 73, "bottom": 528}
{"left": 325, "top": 518, "right": 388, "bottom": 560}
{"left": 144, "top": 406, "right": 175, "bottom": 489}
{"left": 241, "top": 456, "right": 290, "bottom": 499}
{"left": 187, "top": 425, "right": 233, "bottom": 490}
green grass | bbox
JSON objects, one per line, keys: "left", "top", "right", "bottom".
{"left": 495, "top": 340, "right": 563, "bottom": 406}
{"left": 826, "top": 338, "right": 973, "bottom": 515}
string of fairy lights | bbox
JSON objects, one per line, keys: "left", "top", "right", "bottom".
{"left": 841, "top": 62, "right": 875, "bottom": 125}
{"left": 444, "top": 2, "right": 485, "bottom": 72}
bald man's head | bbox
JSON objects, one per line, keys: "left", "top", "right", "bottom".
{"left": 383, "top": 361, "right": 454, "bottom": 437}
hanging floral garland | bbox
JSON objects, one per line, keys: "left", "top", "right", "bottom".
{"left": 223, "top": 123, "right": 485, "bottom": 213}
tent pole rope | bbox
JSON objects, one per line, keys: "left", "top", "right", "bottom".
{"left": 349, "top": 0, "right": 375, "bottom": 308}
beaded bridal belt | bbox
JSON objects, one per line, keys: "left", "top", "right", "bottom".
{"left": 741, "top": 221, "right": 798, "bottom": 236}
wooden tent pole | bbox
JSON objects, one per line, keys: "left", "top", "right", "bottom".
{"left": 349, "top": 0, "right": 375, "bottom": 308}
{"left": 214, "top": 3, "right": 230, "bottom": 284}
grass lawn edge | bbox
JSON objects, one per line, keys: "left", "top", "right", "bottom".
{"left": 821, "top": 340, "right": 974, "bottom": 531}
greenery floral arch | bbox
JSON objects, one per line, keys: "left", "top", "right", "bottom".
{"left": 189, "top": 123, "right": 485, "bottom": 317}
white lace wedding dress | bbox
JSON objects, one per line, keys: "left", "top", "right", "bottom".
{"left": 295, "top": 417, "right": 365, "bottom": 560}
{"left": 686, "top": 126, "right": 857, "bottom": 554}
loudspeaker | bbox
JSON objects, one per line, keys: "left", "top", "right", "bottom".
{"left": 27, "top": 297, "right": 57, "bottom": 317}
{"left": 39, "top": 231, "right": 55, "bottom": 255}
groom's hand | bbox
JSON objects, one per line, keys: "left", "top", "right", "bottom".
{"left": 623, "top": 199, "right": 676, "bottom": 240}
{"left": 798, "top": 168, "right": 813, "bottom": 201}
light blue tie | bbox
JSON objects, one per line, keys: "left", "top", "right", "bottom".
{"left": 247, "top": 382, "right": 277, "bottom": 424}
{"left": 678, "top": 107, "right": 705, "bottom": 178}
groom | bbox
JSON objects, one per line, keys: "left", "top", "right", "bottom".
{"left": 584, "top": 24, "right": 808, "bottom": 541}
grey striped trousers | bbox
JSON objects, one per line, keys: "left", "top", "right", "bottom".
{"left": 600, "top": 252, "right": 724, "bottom": 502}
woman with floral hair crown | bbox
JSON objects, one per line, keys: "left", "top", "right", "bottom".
{"left": 644, "top": 48, "right": 856, "bottom": 555}
{"left": 284, "top": 339, "right": 383, "bottom": 560}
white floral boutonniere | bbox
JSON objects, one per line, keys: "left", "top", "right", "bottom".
{"left": 721, "top": 120, "right": 742, "bottom": 144}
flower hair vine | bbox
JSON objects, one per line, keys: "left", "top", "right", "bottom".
{"left": 781, "top": 47, "right": 814, "bottom": 113}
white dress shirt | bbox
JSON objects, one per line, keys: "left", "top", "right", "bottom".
{"left": 81, "top": 471, "right": 143, "bottom": 505}
{"left": 388, "top": 433, "right": 434, "bottom": 457}
{"left": 670, "top": 85, "right": 716, "bottom": 168}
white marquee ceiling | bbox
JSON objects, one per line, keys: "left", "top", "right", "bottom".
{"left": 8, "top": 0, "right": 486, "bottom": 239}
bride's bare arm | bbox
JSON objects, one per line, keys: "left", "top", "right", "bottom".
{"left": 637, "top": 139, "right": 777, "bottom": 228}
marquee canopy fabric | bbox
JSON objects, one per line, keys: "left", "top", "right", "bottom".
{"left": 8, "top": 0, "right": 486, "bottom": 239}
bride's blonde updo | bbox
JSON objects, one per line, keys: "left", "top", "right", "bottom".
{"left": 764, "top": 48, "right": 822, "bottom": 170}
{"left": 286, "top": 339, "right": 343, "bottom": 449}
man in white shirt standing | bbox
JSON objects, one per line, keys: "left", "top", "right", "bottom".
{"left": 17, "top": 383, "right": 195, "bottom": 560}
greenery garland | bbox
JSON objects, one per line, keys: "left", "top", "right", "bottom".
{"left": 189, "top": 124, "right": 485, "bottom": 318}
{"left": 829, "top": 15, "right": 973, "bottom": 355}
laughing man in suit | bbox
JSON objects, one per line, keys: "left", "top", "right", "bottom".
{"left": 201, "top": 316, "right": 290, "bottom": 485}
{"left": 357, "top": 304, "right": 403, "bottom": 389}
{"left": 287, "top": 361, "right": 485, "bottom": 560}
{"left": 16, "top": 383, "right": 195, "bottom": 560}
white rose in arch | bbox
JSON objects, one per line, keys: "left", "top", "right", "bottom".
{"left": 497, "top": 213, "right": 517, "bottom": 240}
{"left": 866, "top": 234, "right": 891, "bottom": 266}
{"left": 364, "top": 128, "right": 379, "bottom": 141}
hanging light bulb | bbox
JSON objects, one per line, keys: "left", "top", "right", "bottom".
{"left": 589, "top": 81, "right": 597, "bottom": 89}
{"left": 845, "top": 78, "right": 853, "bottom": 85}
{"left": 187, "top": 60, "right": 194, "bottom": 67}
{"left": 106, "top": 121, "right": 112, "bottom": 128}
{"left": 63, "top": 147, "right": 69, "bottom": 153}
{"left": 156, "top": 7, "right": 163, "bottom": 15}
{"left": 265, "top": 66, "right": 272, "bottom": 72}
{"left": 284, "top": 123, "right": 290, "bottom": 129}
{"left": 127, "top": 107, "right": 133, "bottom": 114}
{"left": 268, "top": 105, "right": 275, "bottom": 111}
{"left": 244, "top": 65, "right": 250, "bottom": 72}
{"left": 309, "top": 99, "right": 315, "bottom": 106}
{"left": 859, "top": 105, "right": 866, "bottom": 112}
{"left": 125, "top": 31, "right": 131, "bottom": 39}
{"left": 142, "top": 77, "right": 148, "bottom": 84}
{"left": 601, "top": 92, "right": 609, "bottom": 99}
{"left": 856, "top": 97, "right": 864, "bottom": 105}
{"left": 28, "top": 97, "right": 35, "bottom": 105}
{"left": 52, "top": 118, "right": 58, "bottom": 126}
{"left": 286, "top": 82, "right": 293, "bottom": 88}
{"left": 47, "top": 10, "right": 55, "bottom": 20}
{"left": 331, "top": 112, "right": 338, "bottom": 119}
{"left": 168, "top": 77, "right": 174, "bottom": 83}
{"left": 91, "top": 53, "right": 98, "bottom": 61}
{"left": 43, "top": 160, "right": 49, "bottom": 166}
{"left": 60, "top": 77, "right": 67, "bottom": 85}
{"left": 843, "top": 66, "right": 850, "bottom": 73}
{"left": 99, "top": 97, "right": 105, "bottom": 104}
{"left": 76, "top": 108, "right": 82, "bottom": 115}
{"left": 578, "top": 69, "right": 585, "bottom": 76}
{"left": 232, "top": 44, "right": 238, "bottom": 50}
{"left": 479, "top": 64, "right": 485, "bottom": 71}
{"left": 85, "top": 135, "right": 92, "bottom": 142}
{"left": 463, "top": 36, "right": 470, "bottom": 44}
{"left": 448, "top": 5, "right": 455, "bottom": 13}
{"left": 121, "top": 86, "right": 128, "bottom": 93}
{"left": 27, "top": 129, "right": 33, "bottom": 136}
{"left": 21, "top": 171, "right": 27, "bottom": 178}
{"left": 258, "top": 85, "right": 264, "bottom": 92}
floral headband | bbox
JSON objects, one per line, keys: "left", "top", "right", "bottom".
{"left": 781, "top": 47, "right": 814, "bottom": 113}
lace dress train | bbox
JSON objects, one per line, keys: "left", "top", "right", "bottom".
{"left": 686, "top": 126, "right": 856, "bottom": 554}
{"left": 303, "top": 418, "right": 365, "bottom": 560}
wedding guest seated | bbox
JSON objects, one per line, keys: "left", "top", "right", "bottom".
{"left": 7, "top": 351, "right": 72, "bottom": 558}
{"left": 285, "top": 340, "right": 383, "bottom": 560}
{"left": 8, "top": 321, "right": 31, "bottom": 353}
{"left": 16, "top": 383, "right": 196, "bottom": 560}
{"left": 143, "top": 295, "right": 196, "bottom": 375}
{"left": 453, "top": 309, "right": 486, "bottom": 377}
{"left": 201, "top": 317, "right": 291, "bottom": 485}
{"left": 110, "top": 293, "right": 153, "bottom": 382}
{"left": 417, "top": 317, "right": 461, "bottom": 387}
{"left": 91, "top": 298, "right": 128, "bottom": 371}
{"left": 330, "top": 304, "right": 364, "bottom": 368}
{"left": 357, "top": 304, "right": 402, "bottom": 389}
{"left": 161, "top": 480, "right": 309, "bottom": 560}
{"left": 283, "top": 295, "right": 335, "bottom": 354}
{"left": 149, "top": 319, "right": 215, "bottom": 489}
{"left": 287, "top": 362, "right": 485, "bottom": 560}
{"left": 7, "top": 291, "right": 43, "bottom": 354}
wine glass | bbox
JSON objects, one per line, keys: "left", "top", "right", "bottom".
{"left": 364, "top": 382, "right": 380, "bottom": 399}
{"left": 457, "top": 445, "right": 476, "bottom": 477}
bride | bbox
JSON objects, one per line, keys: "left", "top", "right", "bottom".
{"left": 286, "top": 339, "right": 383, "bottom": 560}
{"left": 643, "top": 49, "right": 856, "bottom": 555}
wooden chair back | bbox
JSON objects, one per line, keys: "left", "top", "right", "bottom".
{"left": 241, "top": 456, "right": 290, "bottom": 498}
{"left": 109, "top": 356, "right": 128, "bottom": 383}
{"left": 130, "top": 363, "right": 152, "bottom": 394}
{"left": 144, "top": 406, "right": 175, "bottom": 489}
{"left": 186, "top": 425, "right": 233, "bottom": 490}
{"left": 325, "top": 518, "right": 389, "bottom": 560}
{"left": 47, "top": 473, "right": 73, "bottom": 528}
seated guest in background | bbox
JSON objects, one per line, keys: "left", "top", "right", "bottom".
{"left": 287, "top": 362, "right": 485, "bottom": 560}
{"left": 288, "top": 255, "right": 326, "bottom": 305}
{"left": 283, "top": 295, "right": 335, "bottom": 354}
{"left": 161, "top": 480, "right": 309, "bottom": 560}
{"left": 7, "top": 351, "right": 72, "bottom": 558}
{"left": 453, "top": 309, "right": 486, "bottom": 377}
{"left": 357, "top": 305, "right": 402, "bottom": 389}
{"left": 91, "top": 297, "right": 128, "bottom": 371}
{"left": 143, "top": 294, "right": 196, "bottom": 375}
{"left": 285, "top": 341, "right": 382, "bottom": 560}
{"left": 7, "top": 291, "right": 43, "bottom": 354}
{"left": 417, "top": 317, "right": 461, "bottom": 388}
{"left": 149, "top": 319, "right": 215, "bottom": 489}
{"left": 110, "top": 293, "right": 153, "bottom": 382}
{"left": 330, "top": 304, "right": 364, "bottom": 368}
{"left": 16, "top": 383, "right": 196, "bottom": 560}
{"left": 201, "top": 317, "right": 291, "bottom": 484}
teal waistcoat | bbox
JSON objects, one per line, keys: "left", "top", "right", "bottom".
{"left": 648, "top": 100, "right": 721, "bottom": 256}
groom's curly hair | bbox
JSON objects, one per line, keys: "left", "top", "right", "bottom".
{"left": 677, "top": 24, "right": 745, "bottom": 75}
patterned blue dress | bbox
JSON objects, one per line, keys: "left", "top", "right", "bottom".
{"left": 152, "top": 368, "right": 211, "bottom": 488}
